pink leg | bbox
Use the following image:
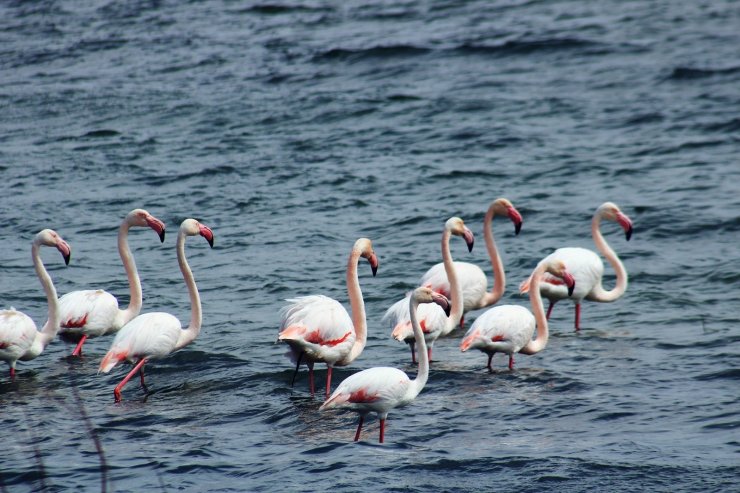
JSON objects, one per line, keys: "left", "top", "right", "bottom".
{"left": 114, "top": 358, "right": 148, "bottom": 403}
{"left": 325, "top": 366, "right": 333, "bottom": 399}
{"left": 486, "top": 353, "right": 494, "bottom": 370}
{"left": 459, "top": 315, "right": 465, "bottom": 329}
{"left": 307, "top": 362, "right": 315, "bottom": 396}
{"left": 574, "top": 304, "right": 581, "bottom": 331}
{"left": 71, "top": 335, "right": 87, "bottom": 357}
{"left": 546, "top": 301, "right": 555, "bottom": 320}
{"left": 139, "top": 365, "right": 146, "bottom": 388}
{"left": 9, "top": 367, "right": 16, "bottom": 380}
{"left": 379, "top": 419, "right": 386, "bottom": 443}
{"left": 409, "top": 343, "right": 416, "bottom": 364}
{"left": 508, "top": 354, "right": 514, "bottom": 370}
{"left": 427, "top": 347, "right": 432, "bottom": 363}
{"left": 354, "top": 416, "right": 364, "bottom": 442}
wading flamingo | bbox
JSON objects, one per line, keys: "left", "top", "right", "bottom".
{"left": 321, "top": 287, "right": 450, "bottom": 443}
{"left": 419, "top": 198, "right": 522, "bottom": 326}
{"left": 1, "top": 229, "right": 71, "bottom": 379}
{"left": 520, "top": 202, "right": 633, "bottom": 330}
{"left": 278, "top": 238, "right": 378, "bottom": 399}
{"left": 58, "top": 209, "right": 165, "bottom": 356}
{"left": 460, "top": 259, "right": 575, "bottom": 370}
{"left": 384, "top": 217, "right": 473, "bottom": 363}
{"left": 99, "top": 218, "right": 213, "bottom": 402}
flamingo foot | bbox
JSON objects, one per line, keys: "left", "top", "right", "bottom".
{"left": 575, "top": 304, "right": 581, "bottom": 331}
{"left": 354, "top": 416, "right": 364, "bottom": 442}
{"left": 379, "top": 419, "right": 386, "bottom": 443}
{"left": 71, "top": 335, "right": 87, "bottom": 357}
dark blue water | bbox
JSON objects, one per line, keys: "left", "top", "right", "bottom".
{"left": 1, "top": 0, "right": 739, "bottom": 491}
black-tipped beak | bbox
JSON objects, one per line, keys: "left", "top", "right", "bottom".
{"left": 565, "top": 274, "right": 576, "bottom": 297}
{"left": 147, "top": 217, "right": 166, "bottom": 243}
{"left": 368, "top": 253, "right": 379, "bottom": 277}
{"left": 159, "top": 230, "right": 166, "bottom": 243}
{"left": 508, "top": 207, "right": 523, "bottom": 236}
{"left": 432, "top": 292, "right": 451, "bottom": 317}
{"left": 617, "top": 212, "right": 633, "bottom": 242}
{"left": 463, "top": 227, "right": 474, "bottom": 253}
{"left": 63, "top": 252, "right": 71, "bottom": 265}
{"left": 57, "top": 241, "right": 71, "bottom": 265}
{"left": 199, "top": 225, "right": 214, "bottom": 248}
{"left": 625, "top": 225, "right": 633, "bottom": 242}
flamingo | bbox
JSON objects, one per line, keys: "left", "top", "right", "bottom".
{"left": 520, "top": 202, "right": 633, "bottom": 330}
{"left": 320, "top": 287, "right": 450, "bottom": 443}
{"left": 98, "top": 218, "right": 213, "bottom": 402}
{"left": 278, "top": 238, "right": 378, "bottom": 399}
{"left": 419, "top": 198, "right": 523, "bottom": 324}
{"left": 58, "top": 209, "right": 165, "bottom": 356}
{"left": 460, "top": 259, "right": 575, "bottom": 370}
{"left": 383, "top": 217, "right": 473, "bottom": 363}
{"left": 0, "top": 229, "right": 71, "bottom": 379}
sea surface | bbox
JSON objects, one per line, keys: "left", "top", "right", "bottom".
{"left": 1, "top": 1, "right": 739, "bottom": 491}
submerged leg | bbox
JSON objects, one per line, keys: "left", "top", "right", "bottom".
{"left": 9, "top": 366, "right": 16, "bottom": 380}
{"left": 290, "top": 351, "right": 304, "bottom": 387}
{"left": 574, "top": 304, "right": 581, "bottom": 331}
{"left": 427, "top": 347, "right": 432, "bottom": 363}
{"left": 354, "top": 416, "right": 364, "bottom": 442}
{"left": 114, "top": 358, "right": 148, "bottom": 403}
{"left": 486, "top": 353, "right": 494, "bottom": 371}
{"left": 307, "top": 361, "right": 315, "bottom": 396}
{"left": 409, "top": 342, "right": 416, "bottom": 364}
{"left": 71, "top": 335, "right": 88, "bottom": 357}
{"left": 459, "top": 315, "right": 465, "bottom": 329}
{"left": 379, "top": 419, "right": 386, "bottom": 443}
{"left": 508, "top": 354, "right": 514, "bottom": 370}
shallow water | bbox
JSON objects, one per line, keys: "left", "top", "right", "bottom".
{"left": 1, "top": 0, "right": 739, "bottom": 491}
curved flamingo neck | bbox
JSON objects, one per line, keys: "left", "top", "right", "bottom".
{"left": 589, "top": 213, "right": 628, "bottom": 302}
{"left": 31, "top": 241, "right": 60, "bottom": 353}
{"left": 408, "top": 297, "right": 429, "bottom": 396}
{"left": 175, "top": 231, "right": 202, "bottom": 350}
{"left": 480, "top": 204, "right": 505, "bottom": 307}
{"left": 342, "top": 248, "right": 366, "bottom": 364}
{"left": 520, "top": 263, "right": 549, "bottom": 355}
{"left": 118, "top": 220, "right": 143, "bottom": 324}
{"left": 442, "top": 229, "right": 464, "bottom": 331}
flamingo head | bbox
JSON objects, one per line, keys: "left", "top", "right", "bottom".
{"left": 181, "top": 218, "right": 214, "bottom": 247}
{"left": 446, "top": 217, "right": 474, "bottom": 252}
{"left": 598, "top": 202, "right": 633, "bottom": 241}
{"left": 127, "top": 209, "right": 166, "bottom": 243}
{"left": 543, "top": 260, "right": 576, "bottom": 296}
{"left": 35, "top": 229, "right": 71, "bottom": 265}
{"left": 412, "top": 287, "right": 451, "bottom": 316}
{"left": 354, "top": 238, "right": 378, "bottom": 276}
{"left": 493, "top": 198, "right": 523, "bottom": 235}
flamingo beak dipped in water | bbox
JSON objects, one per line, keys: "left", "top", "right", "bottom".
{"left": 321, "top": 287, "right": 450, "bottom": 443}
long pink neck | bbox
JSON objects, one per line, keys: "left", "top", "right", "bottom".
{"left": 408, "top": 297, "right": 428, "bottom": 397}
{"left": 479, "top": 204, "right": 505, "bottom": 308}
{"left": 589, "top": 213, "right": 628, "bottom": 302}
{"left": 520, "top": 263, "right": 549, "bottom": 355}
{"left": 175, "top": 231, "right": 201, "bottom": 350}
{"left": 442, "top": 230, "right": 464, "bottom": 331}
{"left": 341, "top": 249, "right": 366, "bottom": 364}
{"left": 118, "top": 220, "right": 143, "bottom": 324}
{"left": 32, "top": 241, "right": 60, "bottom": 352}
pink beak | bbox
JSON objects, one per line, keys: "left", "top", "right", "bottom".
{"left": 507, "top": 206, "right": 523, "bottom": 235}
{"left": 199, "top": 224, "right": 214, "bottom": 247}
{"left": 616, "top": 212, "right": 633, "bottom": 241}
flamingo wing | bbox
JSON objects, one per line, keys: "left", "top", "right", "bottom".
{"left": 419, "top": 261, "right": 487, "bottom": 313}
{"left": 461, "top": 305, "right": 534, "bottom": 353}
{"left": 0, "top": 309, "right": 37, "bottom": 361}
{"left": 322, "top": 367, "right": 412, "bottom": 413}
{"left": 58, "top": 289, "right": 120, "bottom": 337}
{"left": 100, "top": 312, "right": 181, "bottom": 372}
{"left": 278, "top": 295, "right": 356, "bottom": 364}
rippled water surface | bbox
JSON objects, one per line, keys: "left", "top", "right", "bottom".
{"left": 1, "top": 0, "right": 739, "bottom": 491}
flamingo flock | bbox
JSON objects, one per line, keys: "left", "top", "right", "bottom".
{"left": 1, "top": 201, "right": 633, "bottom": 444}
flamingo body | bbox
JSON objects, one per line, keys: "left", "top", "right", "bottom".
{"left": 0, "top": 310, "right": 38, "bottom": 368}
{"left": 386, "top": 294, "right": 448, "bottom": 349}
{"left": 536, "top": 248, "right": 602, "bottom": 303}
{"left": 459, "top": 305, "right": 535, "bottom": 369}
{"left": 418, "top": 261, "right": 487, "bottom": 313}
{"left": 99, "top": 312, "right": 181, "bottom": 372}
{"left": 279, "top": 295, "right": 356, "bottom": 367}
